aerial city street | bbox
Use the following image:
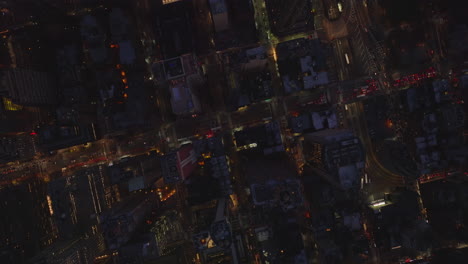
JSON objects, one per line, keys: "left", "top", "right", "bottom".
{"left": 0, "top": 0, "right": 467, "bottom": 263}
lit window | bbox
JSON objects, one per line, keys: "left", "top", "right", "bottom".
{"left": 46, "top": 195, "right": 54, "bottom": 216}
{"left": 162, "top": 0, "right": 181, "bottom": 4}
{"left": 2, "top": 97, "right": 22, "bottom": 111}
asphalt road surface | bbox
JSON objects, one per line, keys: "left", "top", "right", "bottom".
{"left": 345, "top": 101, "right": 404, "bottom": 202}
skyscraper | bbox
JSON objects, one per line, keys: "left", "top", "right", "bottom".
{"left": 0, "top": 178, "right": 57, "bottom": 263}
{"left": 0, "top": 69, "right": 57, "bottom": 106}
{"left": 303, "top": 129, "right": 364, "bottom": 190}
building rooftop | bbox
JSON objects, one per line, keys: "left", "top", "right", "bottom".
{"left": 337, "top": 164, "right": 359, "bottom": 190}
{"left": 303, "top": 129, "right": 355, "bottom": 144}
{"left": 277, "top": 38, "right": 329, "bottom": 94}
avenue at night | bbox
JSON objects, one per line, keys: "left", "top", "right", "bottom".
{"left": 0, "top": 0, "right": 467, "bottom": 263}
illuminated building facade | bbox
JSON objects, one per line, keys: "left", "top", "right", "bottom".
{"left": 29, "top": 233, "right": 106, "bottom": 264}
{"left": 1, "top": 97, "right": 23, "bottom": 111}
{"left": 47, "top": 166, "right": 110, "bottom": 241}
{"left": 0, "top": 178, "right": 57, "bottom": 262}
{"left": 0, "top": 133, "right": 36, "bottom": 162}
{"left": 151, "top": 210, "right": 187, "bottom": 256}
{"left": 100, "top": 194, "right": 154, "bottom": 250}
{"left": 162, "top": 0, "right": 182, "bottom": 5}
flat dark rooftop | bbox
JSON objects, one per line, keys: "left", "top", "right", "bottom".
{"left": 265, "top": 0, "right": 314, "bottom": 37}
